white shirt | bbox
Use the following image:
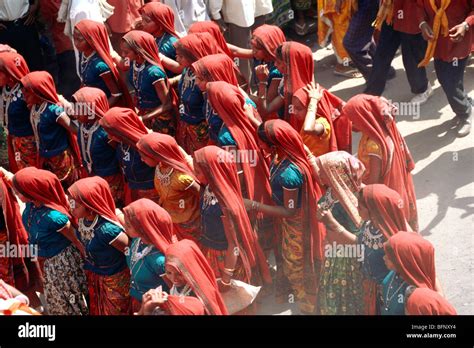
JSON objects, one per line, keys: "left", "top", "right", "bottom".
{"left": 162, "top": 0, "right": 209, "bottom": 37}
{"left": 209, "top": 0, "right": 273, "bottom": 28}
{"left": 0, "top": 0, "right": 29, "bottom": 21}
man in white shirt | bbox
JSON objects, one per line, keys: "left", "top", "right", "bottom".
{"left": 0, "top": 0, "right": 44, "bottom": 70}
{"left": 162, "top": 0, "right": 209, "bottom": 36}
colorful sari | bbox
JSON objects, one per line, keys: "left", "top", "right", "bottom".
{"left": 68, "top": 176, "right": 131, "bottom": 315}
{"left": 137, "top": 133, "right": 201, "bottom": 242}
{"left": 406, "top": 288, "right": 457, "bottom": 315}
{"left": 164, "top": 239, "right": 228, "bottom": 315}
{"left": 342, "top": 94, "right": 418, "bottom": 230}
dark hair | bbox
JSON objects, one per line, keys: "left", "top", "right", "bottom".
{"left": 257, "top": 123, "right": 273, "bottom": 147}
{"left": 275, "top": 45, "right": 283, "bottom": 61}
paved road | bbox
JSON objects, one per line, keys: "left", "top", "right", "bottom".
{"left": 257, "top": 42, "right": 474, "bottom": 315}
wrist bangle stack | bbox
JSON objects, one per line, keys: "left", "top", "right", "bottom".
{"left": 220, "top": 279, "right": 231, "bottom": 286}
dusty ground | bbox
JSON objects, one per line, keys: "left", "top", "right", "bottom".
{"left": 257, "top": 38, "right": 474, "bottom": 315}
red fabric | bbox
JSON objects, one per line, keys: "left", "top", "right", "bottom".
{"left": 191, "top": 54, "right": 239, "bottom": 86}
{"left": 252, "top": 24, "right": 286, "bottom": 60}
{"left": 136, "top": 132, "right": 197, "bottom": 182}
{"left": 416, "top": 0, "right": 474, "bottom": 61}
{"left": 193, "top": 146, "right": 271, "bottom": 284}
{"left": 165, "top": 239, "right": 228, "bottom": 315}
{"left": 72, "top": 87, "right": 110, "bottom": 119}
{"left": 123, "top": 198, "right": 177, "bottom": 252}
{"left": 100, "top": 107, "right": 149, "bottom": 149}
{"left": 67, "top": 176, "right": 120, "bottom": 224}
{"left": 164, "top": 295, "right": 205, "bottom": 315}
{"left": 392, "top": 0, "right": 421, "bottom": 34}
{"left": 342, "top": 94, "right": 418, "bottom": 230}
{"left": 107, "top": 0, "right": 142, "bottom": 34}
{"left": 263, "top": 119, "right": 325, "bottom": 261}
{"left": 39, "top": 0, "right": 73, "bottom": 53}
{"left": 360, "top": 184, "right": 407, "bottom": 240}
{"left": 206, "top": 81, "right": 272, "bottom": 206}
{"left": 74, "top": 20, "right": 134, "bottom": 108}
{"left": 0, "top": 176, "right": 29, "bottom": 285}
{"left": 387, "top": 232, "right": 436, "bottom": 289}
{"left": 281, "top": 42, "right": 314, "bottom": 127}
{"left": 12, "top": 167, "right": 74, "bottom": 223}
{"left": 174, "top": 32, "right": 225, "bottom": 63}
{"left": 406, "top": 288, "right": 457, "bottom": 315}
{"left": 139, "top": 2, "right": 179, "bottom": 38}
{"left": 188, "top": 21, "right": 233, "bottom": 58}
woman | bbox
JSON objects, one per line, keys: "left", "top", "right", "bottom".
{"left": 136, "top": 133, "right": 201, "bottom": 243}
{"left": 193, "top": 146, "right": 271, "bottom": 289}
{"left": 20, "top": 71, "right": 83, "bottom": 189}
{"left": 246, "top": 120, "right": 324, "bottom": 314}
{"left": 251, "top": 24, "right": 286, "bottom": 120}
{"left": 12, "top": 167, "right": 88, "bottom": 315}
{"left": 140, "top": 239, "right": 227, "bottom": 315}
{"left": 139, "top": 2, "right": 180, "bottom": 77}
{"left": 0, "top": 52, "right": 37, "bottom": 172}
{"left": 383, "top": 232, "right": 443, "bottom": 315}
{"left": 68, "top": 176, "right": 131, "bottom": 315}
{"left": 406, "top": 288, "right": 457, "bottom": 315}
{"left": 73, "top": 19, "right": 133, "bottom": 108}
{"left": 123, "top": 198, "right": 176, "bottom": 312}
{"left": 313, "top": 151, "right": 367, "bottom": 315}
{"left": 174, "top": 32, "right": 225, "bottom": 154}
{"left": 342, "top": 94, "right": 418, "bottom": 230}
{"left": 120, "top": 30, "right": 178, "bottom": 135}
{"left": 191, "top": 54, "right": 259, "bottom": 144}
{"left": 72, "top": 87, "right": 124, "bottom": 207}
{"left": 99, "top": 107, "right": 157, "bottom": 204}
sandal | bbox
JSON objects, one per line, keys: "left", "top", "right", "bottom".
{"left": 333, "top": 64, "right": 363, "bottom": 78}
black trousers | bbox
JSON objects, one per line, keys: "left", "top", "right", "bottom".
{"left": 0, "top": 18, "right": 44, "bottom": 71}
{"left": 365, "top": 22, "right": 428, "bottom": 96}
{"left": 434, "top": 57, "right": 472, "bottom": 120}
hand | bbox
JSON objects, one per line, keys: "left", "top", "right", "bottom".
{"left": 449, "top": 23, "right": 467, "bottom": 42}
{"left": 316, "top": 204, "right": 335, "bottom": 225}
{"left": 242, "top": 198, "right": 253, "bottom": 210}
{"left": 23, "top": 3, "right": 38, "bottom": 26}
{"left": 218, "top": 279, "right": 232, "bottom": 293}
{"left": 138, "top": 289, "right": 168, "bottom": 315}
{"left": 255, "top": 64, "right": 270, "bottom": 82}
{"left": 304, "top": 82, "right": 324, "bottom": 102}
{"left": 420, "top": 22, "right": 434, "bottom": 41}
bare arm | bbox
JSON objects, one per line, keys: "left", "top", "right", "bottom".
{"left": 244, "top": 187, "right": 299, "bottom": 218}
{"left": 366, "top": 155, "right": 383, "bottom": 184}
{"left": 101, "top": 71, "right": 123, "bottom": 107}
{"left": 58, "top": 221, "right": 86, "bottom": 257}
{"left": 159, "top": 53, "right": 184, "bottom": 74}
{"left": 141, "top": 80, "right": 174, "bottom": 123}
{"left": 228, "top": 44, "right": 253, "bottom": 59}
{"left": 110, "top": 232, "right": 130, "bottom": 253}
{"left": 57, "top": 113, "right": 78, "bottom": 134}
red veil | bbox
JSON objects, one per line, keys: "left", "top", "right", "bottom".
{"left": 188, "top": 21, "right": 233, "bottom": 58}
{"left": 100, "top": 107, "right": 149, "bottom": 149}
{"left": 123, "top": 198, "right": 177, "bottom": 253}
{"left": 191, "top": 54, "right": 239, "bottom": 86}
{"left": 72, "top": 86, "right": 110, "bottom": 120}
{"left": 74, "top": 19, "right": 133, "bottom": 108}
{"left": 165, "top": 239, "right": 228, "bottom": 315}
{"left": 193, "top": 146, "right": 271, "bottom": 284}
{"left": 252, "top": 24, "right": 286, "bottom": 60}
{"left": 174, "top": 32, "right": 225, "bottom": 63}
{"left": 406, "top": 288, "right": 457, "bottom": 315}
{"left": 139, "top": 2, "right": 179, "bottom": 38}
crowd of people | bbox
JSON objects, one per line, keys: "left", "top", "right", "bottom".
{"left": 0, "top": 0, "right": 470, "bottom": 316}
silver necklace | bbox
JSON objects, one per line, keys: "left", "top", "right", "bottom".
{"left": 1, "top": 83, "right": 21, "bottom": 127}
{"left": 384, "top": 273, "right": 405, "bottom": 311}
{"left": 361, "top": 221, "right": 384, "bottom": 250}
{"left": 170, "top": 284, "right": 192, "bottom": 297}
{"left": 79, "top": 122, "right": 100, "bottom": 174}
{"left": 30, "top": 101, "right": 47, "bottom": 150}
{"left": 202, "top": 185, "right": 218, "bottom": 207}
{"left": 130, "top": 238, "right": 153, "bottom": 267}
{"left": 78, "top": 215, "right": 99, "bottom": 241}
{"left": 155, "top": 165, "right": 174, "bottom": 187}
{"left": 80, "top": 52, "right": 96, "bottom": 81}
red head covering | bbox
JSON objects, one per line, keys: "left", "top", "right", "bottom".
{"left": 174, "top": 32, "right": 225, "bottom": 63}
{"left": 262, "top": 119, "right": 325, "bottom": 261}
{"left": 191, "top": 54, "right": 239, "bottom": 86}
{"left": 20, "top": 71, "right": 60, "bottom": 105}
{"left": 164, "top": 295, "right": 205, "bottom": 315}
{"left": 193, "top": 146, "right": 271, "bottom": 284}
{"left": 139, "top": 2, "right": 179, "bottom": 38}
{"left": 406, "top": 288, "right": 457, "bottom": 315}
{"left": 206, "top": 81, "right": 272, "bottom": 205}
{"left": 279, "top": 42, "right": 314, "bottom": 127}
{"left": 360, "top": 184, "right": 407, "bottom": 240}
{"left": 136, "top": 132, "right": 197, "bottom": 182}
{"left": 74, "top": 19, "right": 133, "bottom": 108}
{"left": 386, "top": 232, "right": 436, "bottom": 289}
{"left": 188, "top": 21, "right": 232, "bottom": 58}
{"left": 342, "top": 94, "right": 418, "bottom": 230}
{"left": 67, "top": 176, "right": 120, "bottom": 226}
{"left": 72, "top": 86, "right": 109, "bottom": 119}
{"left": 165, "top": 239, "right": 228, "bottom": 315}
{"left": 0, "top": 52, "right": 30, "bottom": 81}
{"left": 252, "top": 24, "right": 286, "bottom": 61}
{"left": 100, "top": 107, "right": 149, "bottom": 148}
{"left": 12, "top": 167, "right": 73, "bottom": 222}
{"left": 123, "top": 198, "right": 177, "bottom": 252}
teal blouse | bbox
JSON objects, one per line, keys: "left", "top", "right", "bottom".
{"left": 381, "top": 271, "right": 409, "bottom": 315}
{"left": 156, "top": 33, "right": 178, "bottom": 77}
{"left": 128, "top": 62, "right": 166, "bottom": 111}
{"left": 216, "top": 97, "right": 257, "bottom": 147}
{"left": 270, "top": 158, "right": 303, "bottom": 208}
{"left": 80, "top": 53, "right": 111, "bottom": 97}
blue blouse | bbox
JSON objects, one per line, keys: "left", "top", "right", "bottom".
{"left": 128, "top": 62, "right": 166, "bottom": 111}
{"left": 4, "top": 85, "right": 34, "bottom": 137}
{"left": 267, "top": 62, "right": 284, "bottom": 119}
{"left": 156, "top": 33, "right": 178, "bottom": 77}
{"left": 80, "top": 53, "right": 111, "bottom": 97}
{"left": 381, "top": 271, "right": 409, "bottom": 315}
{"left": 22, "top": 203, "right": 71, "bottom": 258}
{"left": 178, "top": 68, "right": 206, "bottom": 125}
{"left": 80, "top": 217, "right": 127, "bottom": 276}
{"left": 200, "top": 185, "right": 228, "bottom": 251}
{"left": 116, "top": 144, "right": 155, "bottom": 190}
{"left": 32, "top": 103, "right": 69, "bottom": 158}
{"left": 77, "top": 123, "right": 120, "bottom": 177}
{"left": 270, "top": 158, "right": 303, "bottom": 208}
{"left": 126, "top": 237, "right": 169, "bottom": 301}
